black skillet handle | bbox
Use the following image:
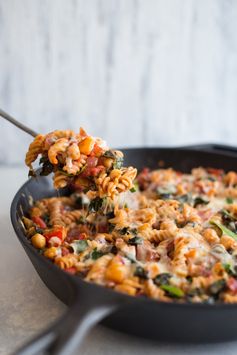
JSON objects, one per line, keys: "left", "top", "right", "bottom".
{"left": 181, "top": 143, "right": 237, "bottom": 156}
{"left": 15, "top": 286, "right": 121, "bottom": 355}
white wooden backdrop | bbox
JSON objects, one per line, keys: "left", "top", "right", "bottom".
{"left": 1, "top": 0, "right": 237, "bottom": 165}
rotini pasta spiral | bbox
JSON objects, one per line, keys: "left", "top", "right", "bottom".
{"left": 25, "top": 134, "right": 45, "bottom": 169}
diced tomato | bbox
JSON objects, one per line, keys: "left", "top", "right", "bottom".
{"left": 32, "top": 216, "right": 47, "bottom": 229}
{"left": 66, "top": 228, "right": 87, "bottom": 242}
{"left": 227, "top": 277, "right": 237, "bottom": 293}
{"left": 97, "top": 223, "right": 108, "bottom": 233}
{"left": 91, "top": 143, "right": 104, "bottom": 157}
{"left": 65, "top": 267, "right": 77, "bottom": 274}
{"left": 137, "top": 168, "right": 151, "bottom": 190}
{"left": 81, "top": 165, "right": 105, "bottom": 178}
{"left": 44, "top": 226, "right": 66, "bottom": 241}
{"left": 207, "top": 168, "right": 224, "bottom": 177}
{"left": 86, "top": 156, "right": 98, "bottom": 168}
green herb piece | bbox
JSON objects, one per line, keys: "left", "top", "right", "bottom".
{"left": 186, "top": 276, "right": 193, "bottom": 283}
{"left": 175, "top": 194, "right": 191, "bottom": 204}
{"left": 40, "top": 160, "right": 54, "bottom": 176}
{"left": 119, "top": 227, "right": 137, "bottom": 236}
{"left": 187, "top": 287, "right": 204, "bottom": 297}
{"left": 223, "top": 263, "right": 231, "bottom": 273}
{"left": 106, "top": 211, "right": 115, "bottom": 219}
{"left": 75, "top": 196, "right": 85, "bottom": 209}
{"left": 130, "top": 181, "right": 139, "bottom": 193}
{"left": 76, "top": 216, "right": 86, "bottom": 225}
{"left": 157, "top": 186, "right": 176, "bottom": 200}
{"left": 119, "top": 227, "right": 129, "bottom": 235}
{"left": 35, "top": 227, "right": 44, "bottom": 234}
{"left": 193, "top": 196, "right": 209, "bottom": 208}
{"left": 154, "top": 273, "right": 172, "bottom": 286}
{"left": 39, "top": 156, "right": 48, "bottom": 164}
{"left": 43, "top": 214, "right": 50, "bottom": 224}
{"left": 223, "top": 263, "right": 236, "bottom": 275}
{"left": 91, "top": 248, "right": 105, "bottom": 260}
{"left": 210, "top": 220, "right": 237, "bottom": 241}
{"left": 157, "top": 193, "right": 173, "bottom": 200}
{"left": 89, "top": 197, "right": 107, "bottom": 212}
{"left": 160, "top": 285, "right": 184, "bottom": 298}
{"left": 226, "top": 197, "right": 234, "bottom": 204}
{"left": 110, "top": 246, "right": 118, "bottom": 254}
{"left": 113, "top": 157, "right": 124, "bottom": 169}
{"left": 221, "top": 209, "right": 236, "bottom": 221}
{"left": 128, "top": 236, "right": 143, "bottom": 245}
{"left": 207, "top": 176, "right": 216, "bottom": 182}
{"left": 108, "top": 223, "right": 115, "bottom": 233}
{"left": 124, "top": 203, "right": 128, "bottom": 208}
{"left": 208, "top": 279, "right": 226, "bottom": 296}
{"left": 71, "top": 240, "right": 88, "bottom": 254}
{"left": 134, "top": 266, "right": 148, "bottom": 279}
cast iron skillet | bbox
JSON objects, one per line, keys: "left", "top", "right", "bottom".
{"left": 11, "top": 144, "right": 237, "bottom": 355}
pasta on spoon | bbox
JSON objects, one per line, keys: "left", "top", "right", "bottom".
{"left": 25, "top": 128, "right": 137, "bottom": 198}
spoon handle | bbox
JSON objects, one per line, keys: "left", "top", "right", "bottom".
{"left": 0, "top": 108, "right": 38, "bottom": 137}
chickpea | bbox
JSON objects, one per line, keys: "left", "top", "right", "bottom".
{"left": 78, "top": 136, "right": 94, "bottom": 155}
{"left": 44, "top": 247, "right": 58, "bottom": 259}
{"left": 31, "top": 233, "right": 46, "bottom": 249}
{"left": 101, "top": 157, "right": 113, "bottom": 169}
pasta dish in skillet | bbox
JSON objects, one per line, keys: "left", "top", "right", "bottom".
{"left": 22, "top": 129, "right": 237, "bottom": 303}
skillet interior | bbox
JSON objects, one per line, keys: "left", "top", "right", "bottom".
{"left": 11, "top": 147, "right": 237, "bottom": 343}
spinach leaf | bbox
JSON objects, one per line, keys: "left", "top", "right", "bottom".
{"left": 226, "top": 197, "right": 234, "bottom": 204}
{"left": 223, "top": 263, "right": 236, "bottom": 276}
{"left": 128, "top": 236, "right": 143, "bottom": 245}
{"left": 187, "top": 287, "right": 204, "bottom": 298}
{"left": 71, "top": 240, "right": 88, "bottom": 254}
{"left": 154, "top": 273, "right": 172, "bottom": 286}
{"left": 210, "top": 220, "right": 237, "bottom": 241}
{"left": 113, "top": 157, "right": 123, "bottom": 169}
{"left": 175, "top": 194, "right": 191, "bottom": 204}
{"left": 134, "top": 266, "right": 148, "bottom": 279}
{"left": 160, "top": 285, "right": 184, "bottom": 298}
{"left": 40, "top": 160, "right": 54, "bottom": 176}
{"left": 208, "top": 279, "right": 226, "bottom": 296}
{"left": 193, "top": 196, "right": 209, "bottom": 208}
{"left": 89, "top": 197, "right": 107, "bottom": 212}
{"left": 119, "top": 227, "right": 129, "bottom": 235}
{"left": 91, "top": 248, "right": 105, "bottom": 260}
{"left": 221, "top": 209, "right": 237, "bottom": 222}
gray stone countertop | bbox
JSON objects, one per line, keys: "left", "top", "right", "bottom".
{"left": 1, "top": 167, "right": 237, "bottom": 355}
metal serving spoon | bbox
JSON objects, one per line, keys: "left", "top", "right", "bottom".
{"left": 0, "top": 108, "right": 38, "bottom": 137}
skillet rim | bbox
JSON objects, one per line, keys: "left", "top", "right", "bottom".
{"left": 10, "top": 146, "right": 237, "bottom": 310}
